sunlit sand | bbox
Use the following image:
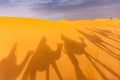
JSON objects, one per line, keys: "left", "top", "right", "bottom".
{"left": 0, "top": 17, "right": 120, "bottom": 80}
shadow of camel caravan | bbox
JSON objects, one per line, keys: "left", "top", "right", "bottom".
{"left": 0, "top": 17, "right": 120, "bottom": 80}
{"left": 77, "top": 29, "right": 120, "bottom": 61}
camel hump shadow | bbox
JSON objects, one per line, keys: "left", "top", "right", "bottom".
{"left": 30, "top": 37, "right": 63, "bottom": 71}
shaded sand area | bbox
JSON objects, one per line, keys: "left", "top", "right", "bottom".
{"left": 0, "top": 17, "right": 120, "bottom": 80}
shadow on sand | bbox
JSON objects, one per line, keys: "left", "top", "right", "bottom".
{"left": 77, "top": 29, "right": 120, "bottom": 61}
{"left": 61, "top": 33, "right": 120, "bottom": 80}
{"left": 61, "top": 34, "right": 87, "bottom": 80}
{"left": 0, "top": 31, "right": 119, "bottom": 80}
{"left": 22, "top": 36, "right": 63, "bottom": 80}
{"left": 87, "top": 28, "right": 119, "bottom": 40}
{"left": 0, "top": 43, "right": 32, "bottom": 80}
{"left": 87, "top": 28, "right": 120, "bottom": 45}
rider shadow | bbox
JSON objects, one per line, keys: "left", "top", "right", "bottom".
{"left": 87, "top": 28, "right": 120, "bottom": 43}
{"left": 77, "top": 29, "right": 120, "bottom": 61}
{"left": 0, "top": 43, "right": 32, "bottom": 80}
{"left": 61, "top": 34, "right": 87, "bottom": 80}
{"left": 78, "top": 31, "right": 120, "bottom": 79}
{"left": 78, "top": 37, "right": 120, "bottom": 80}
{"left": 22, "top": 36, "right": 63, "bottom": 80}
{"left": 61, "top": 34, "right": 118, "bottom": 80}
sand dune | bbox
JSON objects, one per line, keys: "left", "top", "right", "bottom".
{"left": 0, "top": 17, "right": 120, "bottom": 80}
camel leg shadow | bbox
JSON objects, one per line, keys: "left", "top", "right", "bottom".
{"left": 52, "top": 61, "right": 63, "bottom": 80}
{"left": 46, "top": 66, "right": 50, "bottom": 80}
{"left": 67, "top": 53, "right": 87, "bottom": 80}
{"left": 84, "top": 51, "right": 108, "bottom": 80}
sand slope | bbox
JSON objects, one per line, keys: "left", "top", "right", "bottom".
{"left": 0, "top": 17, "right": 120, "bottom": 80}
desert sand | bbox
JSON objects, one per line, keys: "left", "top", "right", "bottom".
{"left": 0, "top": 17, "right": 120, "bottom": 80}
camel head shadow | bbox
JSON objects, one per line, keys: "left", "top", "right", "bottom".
{"left": 61, "top": 34, "right": 86, "bottom": 55}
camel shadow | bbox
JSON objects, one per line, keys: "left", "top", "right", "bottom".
{"left": 87, "top": 28, "right": 120, "bottom": 45}
{"left": 0, "top": 43, "right": 32, "bottom": 80}
{"left": 61, "top": 34, "right": 120, "bottom": 80}
{"left": 77, "top": 29, "right": 120, "bottom": 61}
{"left": 22, "top": 36, "right": 63, "bottom": 80}
{"left": 61, "top": 34, "right": 87, "bottom": 80}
